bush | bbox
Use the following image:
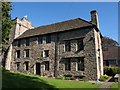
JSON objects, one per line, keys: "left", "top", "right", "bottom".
{"left": 64, "top": 77, "right": 71, "bottom": 80}
{"left": 56, "top": 75, "right": 65, "bottom": 80}
{"left": 104, "top": 66, "right": 120, "bottom": 76}
{"left": 99, "top": 75, "right": 109, "bottom": 81}
{"left": 82, "top": 77, "right": 88, "bottom": 82}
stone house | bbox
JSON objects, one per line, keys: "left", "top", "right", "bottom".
{"left": 103, "top": 46, "right": 120, "bottom": 66}
{"left": 6, "top": 10, "right": 103, "bottom": 80}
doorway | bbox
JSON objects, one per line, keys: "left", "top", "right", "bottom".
{"left": 36, "top": 63, "right": 41, "bottom": 75}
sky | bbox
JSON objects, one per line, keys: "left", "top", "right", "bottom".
{"left": 11, "top": 2, "right": 118, "bottom": 43}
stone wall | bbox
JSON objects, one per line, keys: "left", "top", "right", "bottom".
{"left": 11, "top": 27, "right": 103, "bottom": 80}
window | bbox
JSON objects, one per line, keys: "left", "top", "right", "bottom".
{"left": 46, "top": 35, "right": 51, "bottom": 43}
{"left": 65, "top": 41, "right": 71, "bottom": 52}
{"left": 45, "top": 61, "right": 49, "bottom": 71}
{"left": 24, "top": 49, "right": 29, "bottom": 58}
{"left": 24, "top": 62, "right": 29, "bottom": 71}
{"left": 38, "top": 36, "right": 43, "bottom": 44}
{"left": 65, "top": 59, "right": 71, "bottom": 71}
{"left": 16, "top": 50, "right": 20, "bottom": 58}
{"left": 77, "top": 58, "right": 84, "bottom": 71}
{"left": 17, "top": 40, "right": 21, "bottom": 47}
{"left": 41, "top": 50, "right": 49, "bottom": 58}
{"left": 43, "top": 50, "right": 49, "bottom": 57}
{"left": 16, "top": 62, "right": 20, "bottom": 70}
{"left": 25, "top": 38, "right": 30, "bottom": 46}
{"left": 76, "top": 39, "right": 84, "bottom": 51}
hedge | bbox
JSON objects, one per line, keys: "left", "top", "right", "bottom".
{"left": 104, "top": 66, "right": 120, "bottom": 76}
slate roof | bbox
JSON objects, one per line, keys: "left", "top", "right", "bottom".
{"left": 16, "top": 18, "right": 95, "bottom": 39}
{"left": 103, "top": 46, "right": 120, "bottom": 60}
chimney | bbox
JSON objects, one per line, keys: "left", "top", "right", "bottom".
{"left": 90, "top": 10, "right": 99, "bottom": 29}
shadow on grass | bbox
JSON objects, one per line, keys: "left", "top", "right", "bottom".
{"left": 2, "top": 69, "right": 58, "bottom": 90}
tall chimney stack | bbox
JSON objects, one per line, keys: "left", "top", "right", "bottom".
{"left": 90, "top": 10, "right": 99, "bottom": 29}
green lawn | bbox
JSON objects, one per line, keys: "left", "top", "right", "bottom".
{"left": 2, "top": 68, "right": 100, "bottom": 89}
{"left": 110, "top": 82, "right": 119, "bottom": 88}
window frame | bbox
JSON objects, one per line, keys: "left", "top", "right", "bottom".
{"left": 45, "top": 61, "right": 49, "bottom": 71}
{"left": 24, "top": 49, "right": 29, "bottom": 58}
{"left": 38, "top": 36, "right": 43, "bottom": 44}
{"left": 43, "top": 50, "right": 49, "bottom": 57}
{"left": 77, "top": 58, "right": 84, "bottom": 71}
{"left": 16, "top": 62, "right": 20, "bottom": 70}
{"left": 65, "top": 59, "right": 71, "bottom": 71}
{"left": 65, "top": 40, "right": 71, "bottom": 52}
{"left": 46, "top": 35, "right": 51, "bottom": 44}
{"left": 76, "top": 39, "right": 84, "bottom": 51}
{"left": 24, "top": 62, "right": 29, "bottom": 71}
{"left": 16, "top": 50, "right": 20, "bottom": 58}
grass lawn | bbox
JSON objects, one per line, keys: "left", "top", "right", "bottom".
{"left": 2, "top": 68, "right": 100, "bottom": 89}
{"left": 110, "top": 82, "right": 119, "bottom": 88}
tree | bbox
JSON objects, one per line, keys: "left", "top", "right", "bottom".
{"left": 2, "top": 2, "right": 13, "bottom": 45}
{"left": 102, "top": 37, "right": 119, "bottom": 51}
{"left": 1, "top": 2, "right": 13, "bottom": 67}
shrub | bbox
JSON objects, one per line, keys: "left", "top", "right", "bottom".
{"left": 104, "top": 66, "right": 120, "bottom": 76}
{"left": 99, "top": 75, "right": 109, "bottom": 81}
{"left": 64, "top": 77, "right": 71, "bottom": 80}
{"left": 56, "top": 75, "right": 65, "bottom": 80}
{"left": 82, "top": 77, "right": 88, "bottom": 82}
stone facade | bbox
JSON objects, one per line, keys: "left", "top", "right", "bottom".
{"left": 11, "top": 27, "right": 103, "bottom": 80}
{"left": 8, "top": 10, "right": 103, "bottom": 80}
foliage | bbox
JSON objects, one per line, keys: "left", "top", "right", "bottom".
{"left": 99, "top": 75, "right": 109, "bottom": 81}
{"left": 82, "top": 77, "right": 88, "bottom": 82}
{"left": 56, "top": 75, "right": 65, "bottom": 80}
{"left": 104, "top": 66, "right": 120, "bottom": 76}
{"left": 102, "top": 37, "right": 119, "bottom": 51}
{"left": 2, "top": 2, "right": 13, "bottom": 45}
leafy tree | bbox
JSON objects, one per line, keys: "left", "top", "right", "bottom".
{"left": 1, "top": 2, "right": 13, "bottom": 67}
{"left": 2, "top": 2, "right": 13, "bottom": 45}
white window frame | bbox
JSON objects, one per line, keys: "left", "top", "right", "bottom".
{"left": 63, "top": 44, "right": 65, "bottom": 52}
{"left": 76, "top": 43, "right": 78, "bottom": 51}
{"left": 76, "top": 62, "right": 78, "bottom": 71}
{"left": 23, "top": 50, "right": 26, "bottom": 58}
